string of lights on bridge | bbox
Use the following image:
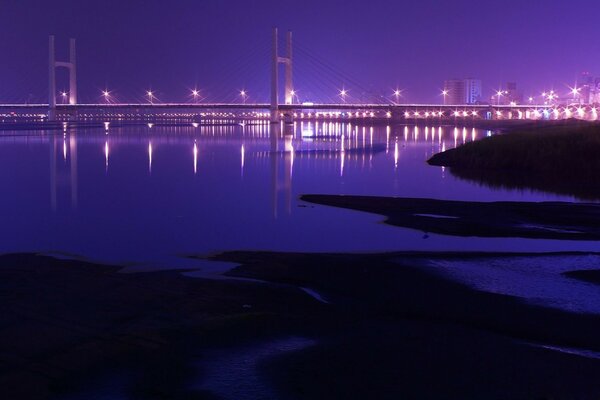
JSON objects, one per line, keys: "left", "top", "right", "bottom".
{"left": 4, "top": 106, "right": 598, "bottom": 126}
{"left": 55, "top": 85, "right": 594, "bottom": 108}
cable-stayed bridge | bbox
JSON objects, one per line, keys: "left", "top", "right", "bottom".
{"left": 1, "top": 29, "right": 598, "bottom": 124}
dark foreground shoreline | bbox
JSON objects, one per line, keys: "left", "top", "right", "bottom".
{"left": 3, "top": 251, "right": 600, "bottom": 399}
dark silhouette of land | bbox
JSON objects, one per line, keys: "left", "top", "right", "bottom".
{"left": 301, "top": 194, "right": 600, "bottom": 240}
{"left": 428, "top": 120, "right": 600, "bottom": 199}
{"left": 3, "top": 251, "right": 600, "bottom": 399}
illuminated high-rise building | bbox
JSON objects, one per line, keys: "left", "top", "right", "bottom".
{"left": 443, "top": 78, "right": 481, "bottom": 105}
{"left": 465, "top": 79, "right": 482, "bottom": 104}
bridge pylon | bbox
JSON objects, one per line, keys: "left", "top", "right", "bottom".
{"left": 271, "top": 28, "right": 293, "bottom": 123}
{"left": 49, "top": 36, "right": 77, "bottom": 120}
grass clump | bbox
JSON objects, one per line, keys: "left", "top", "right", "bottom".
{"left": 429, "top": 121, "right": 600, "bottom": 175}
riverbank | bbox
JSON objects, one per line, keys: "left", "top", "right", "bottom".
{"left": 301, "top": 194, "right": 600, "bottom": 240}
{"left": 427, "top": 119, "right": 600, "bottom": 199}
{"left": 3, "top": 251, "right": 600, "bottom": 398}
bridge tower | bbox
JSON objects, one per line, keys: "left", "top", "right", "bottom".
{"left": 271, "top": 28, "right": 293, "bottom": 123}
{"left": 49, "top": 36, "right": 77, "bottom": 120}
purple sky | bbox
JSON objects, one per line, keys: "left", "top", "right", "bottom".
{"left": 1, "top": 0, "right": 598, "bottom": 104}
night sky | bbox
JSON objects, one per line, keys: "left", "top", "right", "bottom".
{"left": 1, "top": 0, "right": 599, "bottom": 103}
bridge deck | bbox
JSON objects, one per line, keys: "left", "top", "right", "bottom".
{"left": 0, "top": 103, "right": 556, "bottom": 111}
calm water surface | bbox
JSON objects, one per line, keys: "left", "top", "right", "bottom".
{"left": 0, "top": 122, "right": 596, "bottom": 266}
{"left": 3, "top": 121, "right": 600, "bottom": 315}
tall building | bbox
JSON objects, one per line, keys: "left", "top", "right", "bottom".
{"left": 443, "top": 78, "right": 482, "bottom": 105}
{"left": 465, "top": 79, "right": 482, "bottom": 104}
{"left": 443, "top": 79, "right": 465, "bottom": 105}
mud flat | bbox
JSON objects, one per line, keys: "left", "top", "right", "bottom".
{"left": 4, "top": 250, "right": 600, "bottom": 399}
{"left": 212, "top": 250, "right": 600, "bottom": 399}
{"left": 301, "top": 194, "right": 600, "bottom": 240}
{"left": 0, "top": 253, "right": 323, "bottom": 399}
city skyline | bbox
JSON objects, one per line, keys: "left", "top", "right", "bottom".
{"left": 1, "top": 0, "right": 599, "bottom": 104}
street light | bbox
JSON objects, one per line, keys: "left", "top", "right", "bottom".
{"left": 441, "top": 89, "right": 448, "bottom": 105}
{"left": 61, "top": 91, "right": 68, "bottom": 104}
{"left": 191, "top": 89, "right": 200, "bottom": 103}
{"left": 495, "top": 90, "right": 506, "bottom": 106}
{"left": 102, "top": 90, "right": 110, "bottom": 103}
{"left": 570, "top": 86, "right": 581, "bottom": 104}
{"left": 290, "top": 89, "right": 296, "bottom": 103}
{"left": 393, "top": 89, "right": 402, "bottom": 104}
{"left": 146, "top": 90, "right": 154, "bottom": 104}
{"left": 545, "top": 90, "right": 557, "bottom": 104}
{"left": 339, "top": 88, "right": 347, "bottom": 103}
{"left": 240, "top": 90, "right": 247, "bottom": 104}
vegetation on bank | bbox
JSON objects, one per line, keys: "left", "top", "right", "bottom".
{"left": 427, "top": 120, "right": 600, "bottom": 199}
{"left": 428, "top": 120, "right": 600, "bottom": 173}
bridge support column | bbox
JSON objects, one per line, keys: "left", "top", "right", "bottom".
{"left": 271, "top": 28, "right": 279, "bottom": 123}
{"left": 284, "top": 31, "right": 293, "bottom": 105}
{"left": 69, "top": 39, "right": 77, "bottom": 105}
{"left": 270, "top": 28, "right": 293, "bottom": 123}
{"left": 48, "top": 36, "right": 77, "bottom": 120}
{"left": 49, "top": 36, "right": 56, "bottom": 121}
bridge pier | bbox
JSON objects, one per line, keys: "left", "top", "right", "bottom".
{"left": 49, "top": 36, "right": 56, "bottom": 121}
{"left": 284, "top": 32, "right": 293, "bottom": 105}
{"left": 49, "top": 36, "right": 77, "bottom": 120}
{"left": 270, "top": 28, "right": 293, "bottom": 123}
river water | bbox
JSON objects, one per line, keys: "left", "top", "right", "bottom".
{"left": 1, "top": 121, "right": 599, "bottom": 312}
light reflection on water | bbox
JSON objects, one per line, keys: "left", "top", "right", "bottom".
{"left": 424, "top": 254, "right": 600, "bottom": 314}
{"left": 0, "top": 122, "right": 596, "bottom": 270}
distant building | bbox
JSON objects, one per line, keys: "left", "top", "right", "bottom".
{"left": 465, "top": 79, "right": 482, "bottom": 104}
{"left": 578, "top": 72, "right": 594, "bottom": 104}
{"left": 491, "top": 82, "right": 522, "bottom": 105}
{"left": 443, "top": 78, "right": 481, "bottom": 105}
{"left": 592, "top": 77, "right": 600, "bottom": 104}
{"left": 504, "top": 82, "right": 522, "bottom": 104}
{"left": 443, "top": 80, "right": 464, "bottom": 105}
{"left": 443, "top": 79, "right": 481, "bottom": 105}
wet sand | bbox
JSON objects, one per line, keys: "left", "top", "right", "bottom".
{"left": 0, "top": 253, "right": 324, "bottom": 399}
{"left": 214, "top": 250, "right": 600, "bottom": 399}
{"left": 3, "top": 251, "right": 600, "bottom": 399}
